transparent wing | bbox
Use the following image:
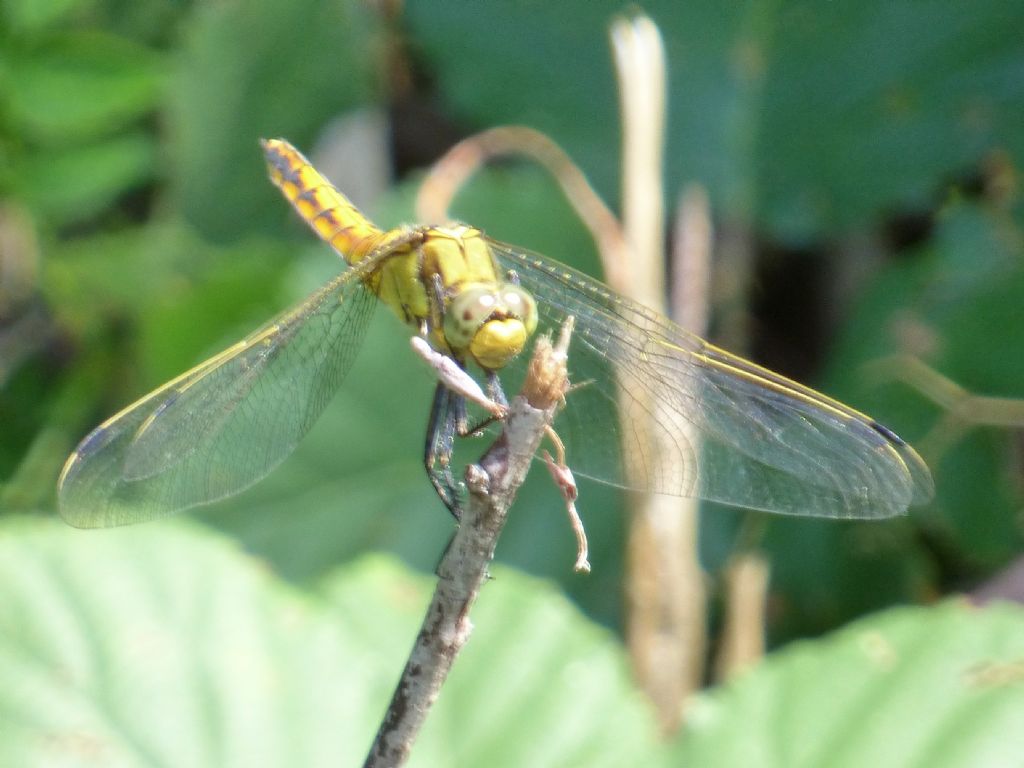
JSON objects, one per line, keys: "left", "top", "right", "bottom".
{"left": 58, "top": 270, "right": 377, "bottom": 527}
{"left": 490, "top": 240, "right": 934, "bottom": 519}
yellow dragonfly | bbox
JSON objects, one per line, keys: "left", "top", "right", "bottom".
{"left": 58, "top": 139, "right": 934, "bottom": 528}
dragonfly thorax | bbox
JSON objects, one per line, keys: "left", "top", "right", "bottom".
{"left": 443, "top": 283, "right": 538, "bottom": 370}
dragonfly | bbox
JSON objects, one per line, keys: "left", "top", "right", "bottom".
{"left": 58, "top": 138, "right": 934, "bottom": 528}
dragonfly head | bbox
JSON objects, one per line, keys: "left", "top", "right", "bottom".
{"left": 444, "top": 283, "right": 538, "bottom": 370}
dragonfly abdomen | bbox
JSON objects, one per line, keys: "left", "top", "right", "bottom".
{"left": 262, "top": 138, "right": 381, "bottom": 264}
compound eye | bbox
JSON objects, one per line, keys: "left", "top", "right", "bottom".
{"left": 500, "top": 285, "right": 538, "bottom": 335}
{"left": 444, "top": 286, "right": 497, "bottom": 349}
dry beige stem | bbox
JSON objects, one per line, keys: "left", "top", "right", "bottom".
{"left": 714, "top": 553, "right": 770, "bottom": 682}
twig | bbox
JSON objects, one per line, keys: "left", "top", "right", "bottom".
{"left": 713, "top": 553, "right": 770, "bottom": 682}
{"left": 610, "top": 13, "right": 665, "bottom": 306}
{"left": 363, "top": 320, "right": 574, "bottom": 768}
{"left": 611, "top": 14, "right": 712, "bottom": 734}
{"left": 865, "top": 353, "right": 1024, "bottom": 463}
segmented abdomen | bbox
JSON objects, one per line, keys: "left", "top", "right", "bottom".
{"left": 262, "top": 138, "right": 382, "bottom": 264}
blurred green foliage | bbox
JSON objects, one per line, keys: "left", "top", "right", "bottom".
{"left": 1, "top": 0, "right": 1023, "bottom": 763}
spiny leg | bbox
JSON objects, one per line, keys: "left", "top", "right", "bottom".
{"left": 422, "top": 364, "right": 510, "bottom": 516}
{"left": 486, "top": 369, "right": 508, "bottom": 409}
{"left": 460, "top": 370, "right": 509, "bottom": 437}
{"left": 424, "top": 380, "right": 469, "bottom": 518}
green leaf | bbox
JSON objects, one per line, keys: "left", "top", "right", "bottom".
{"left": 0, "top": 518, "right": 663, "bottom": 767}
{"left": 404, "top": 1, "right": 622, "bottom": 202}
{"left": 757, "top": 2, "right": 1024, "bottom": 239}
{"left": 0, "top": 518, "right": 382, "bottom": 766}
{"left": 405, "top": 0, "right": 1024, "bottom": 241}
{"left": 672, "top": 600, "right": 1024, "bottom": 767}
{"left": 45, "top": 221, "right": 297, "bottom": 348}
{"left": 168, "top": 0, "right": 378, "bottom": 242}
{"left": 1, "top": 0, "right": 88, "bottom": 34}
{"left": 6, "top": 31, "right": 164, "bottom": 142}
{"left": 13, "top": 132, "right": 156, "bottom": 224}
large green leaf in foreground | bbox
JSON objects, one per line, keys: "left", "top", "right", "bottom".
{"left": 1, "top": 516, "right": 1021, "bottom": 767}
{"left": 0, "top": 519, "right": 659, "bottom": 767}
{"left": 674, "top": 598, "right": 1024, "bottom": 767}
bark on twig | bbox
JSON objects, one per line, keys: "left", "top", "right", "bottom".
{"left": 363, "top": 323, "right": 573, "bottom": 768}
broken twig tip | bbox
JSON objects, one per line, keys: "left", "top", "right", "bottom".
{"left": 522, "top": 316, "right": 574, "bottom": 410}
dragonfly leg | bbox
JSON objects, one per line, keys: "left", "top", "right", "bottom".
{"left": 424, "top": 381, "right": 465, "bottom": 519}
{"left": 460, "top": 369, "right": 509, "bottom": 436}
{"left": 486, "top": 369, "right": 509, "bottom": 408}
{"left": 428, "top": 272, "right": 447, "bottom": 336}
{"left": 410, "top": 337, "right": 505, "bottom": 417}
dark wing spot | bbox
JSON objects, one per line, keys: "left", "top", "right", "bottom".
{"left": 870, "top": 420, "right": 907, "bottom": 446}
{"left": 75, "top": 424, "right": 118, "bottom": 460}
